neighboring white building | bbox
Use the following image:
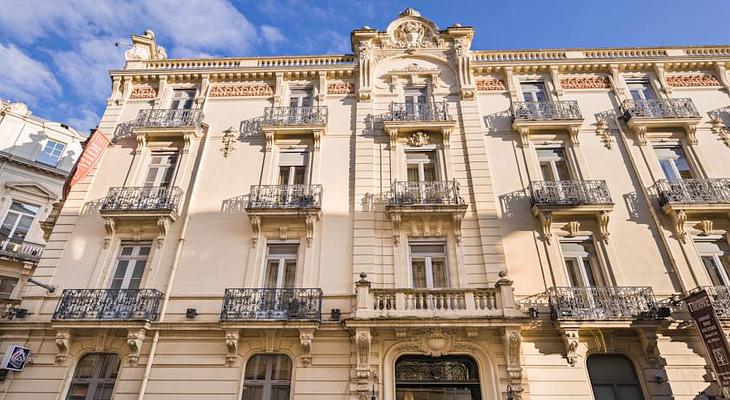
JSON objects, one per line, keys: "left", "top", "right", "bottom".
{"left": 0, "top": 101, "right": 83, "bottom": 314}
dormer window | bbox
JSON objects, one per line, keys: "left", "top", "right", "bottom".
{"left": 36, "top": 139, "right": 66, "bottom": 167}
{"left": 170, "top": 89, "right": 195, "bottom": 110}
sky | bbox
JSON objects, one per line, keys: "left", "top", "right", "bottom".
{"left": 0, "top": 0, "right": 729, "bottom": 137}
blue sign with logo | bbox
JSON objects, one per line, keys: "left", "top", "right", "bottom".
{"left": 1, "top": 345, "right": 31, "bottom": 372}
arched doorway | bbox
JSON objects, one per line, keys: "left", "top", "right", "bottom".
{"left": 395, "top": 355, "right": 481, "bottom": 400}
{"left": 587, "top": 354, "right": 645, "bottom": 400}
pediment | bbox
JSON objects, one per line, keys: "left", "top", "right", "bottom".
{"left": 5, "top": 181, "right": 58, "bottom": 201}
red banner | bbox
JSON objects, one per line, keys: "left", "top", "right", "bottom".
{"left": 63, "top": 129, "right": 111, "bottom": 198}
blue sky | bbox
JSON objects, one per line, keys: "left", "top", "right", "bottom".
{"left": 0, "top": 0, "right": 729, "bottom": 136}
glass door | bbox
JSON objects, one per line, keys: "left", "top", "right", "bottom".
{"left": 410, "top": 243, "right": 448, "bottom": 289}
{"left": 262, "top": 244, "right": 298, "bottom": 319}
{"left": 105, "top": 243, "right": 151, "bottom": 319}
{"left": 404, "top": 87, "right": 427, "bottom": 119}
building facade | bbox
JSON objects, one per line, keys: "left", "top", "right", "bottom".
{"left": 0, "top": 101, "right": 83, "bottom": 320}
{"left": 2, "top": 9, "right": 730, "bottom": 399}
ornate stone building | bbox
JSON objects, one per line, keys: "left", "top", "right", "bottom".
{"left": 2, "top": 9, "right": 730, "bottom": 400}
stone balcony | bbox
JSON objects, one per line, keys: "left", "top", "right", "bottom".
{"left": 132, "top": 108, "right": 206, "bottom": 145}
{"left": 382, "top": 102, "right": 455, "bottom": 143}
{"left": 245, "top": 184, "right": 322, "bottom": 247}
{"left": 621, "top": 98, "right": 701, "bottom": 144}
{"left": 220, "top": 288, "right": 322, "bottom": 322}
{"left": 0, "top": 238, "right": 44, "bottom": 264}
{"left": 511, "top": 100, "right": 584, "bottom": 145}
{"left": 52, "top": 288, "right": 163, "bottom": 322}
{"left": 655, "top": 178, "right": 730, "bottom": 241}
{"left": 260, "top": 106, "right": 328, "bottom": 149}
{"left": 547, "top": 286, "right": 662, "bottom": 321}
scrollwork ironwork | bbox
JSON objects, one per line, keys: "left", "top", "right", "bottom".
{"left": 621, "top": 98, "right": 700, "bottom": 120}
{"left": 530, "top": 180, "right": 613, "bottom": 207}
{"left": 511, "top": 100, "right": 583, "bottom": 121}
{"left": 547, "top": 286, "right": 659, "bottom": 320}
{"left": 656, "top": 178, "right": 730, "bottom": 207}
{"left": 220, "top": 288, "right": 322, "bottom": 321}
{"left": 101, "top": 186, "right": 183, "bottom": 213}
{"left": 389, "top": 180, "right": 464, "bottom": 206}
{"left": 133, "top": 108, "right": 204, "bottom": 128}
{"left": 247, "top": 184, "right": 322, "bottom": 209}
{"left": 52, "top": 289, "right": 163, "bottom": 321}
{"left": 261, "top": 106, "right": 328, "bottom": 126}
{"left": 384, "top": 101, "right": 451, "bottom": 122}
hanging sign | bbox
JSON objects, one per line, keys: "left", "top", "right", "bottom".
{"left": 685, "top": 289, "right": 730, "bottom": 387}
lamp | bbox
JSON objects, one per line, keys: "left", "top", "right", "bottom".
{"left": 185, "top": 308, "right": 198, "bottom": 319}
{"left": 330, "top": 309, "right": 341, "bottom": 321}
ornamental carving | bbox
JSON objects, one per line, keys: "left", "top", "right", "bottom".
{"left": 417, "top": 329, "right": 455, "bottom": 357}
{"left": 386, "top": 10, "right": 444, "bottom": 52}
{"left": 560, "top": 76, "right": 611, "bottom": 89}
{"left": 210, "top": 83, "right": 274, "bottom": 97}
{"left": 130, "top": 86, "right": 157, "bottom": 99}
{"left": 666, "top": 74, "right": 721, "bottom": 87}
{"left": 407, "top": 131, "right": 430, "bottom": 147}
{"left": 396, "top": 359, "right": 472, "bottom": 382}
{"left": 327, "top": 81, "right": 355, "bottom": 95}
{"left": 476, "top": 78, "right": 506, "bottom": 91}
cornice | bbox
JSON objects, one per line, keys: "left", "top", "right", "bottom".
{"left": 0, "top": 151, "right": 70, "bottom": 178}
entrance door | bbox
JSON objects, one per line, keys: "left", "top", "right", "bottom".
{"left": 395, "top": 355, "right": 481, "bottom": 400}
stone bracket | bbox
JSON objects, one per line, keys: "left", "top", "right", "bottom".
{"left": 299, "top": 328, "right": 315, "bottom": 367}
{"left": 559, "top": 328, "right": 580, "bottom": 366}
{"left": 669, "top": 209, "right": 688, "bottom": 243}
{"left": 503, "top": 327, "right": 523, "bottom": 382}
{"left": 55, "top": 330, "right": 71, "bottom": 365}
{"left": 355, "top": 327, "right": 372, "bottom": 379}
{"left": 225, "top": 329, "right": 240, "bottom": 367}
{"left": 127, "top": 328, "right": 147, "bottom": 367}
{"left": 636, "top": 327, "right": 663, "bottom": 368}
{"left": 103, "top": 217, "right": 116, "bottom": 249}
{"left": 249, "top": 215, "right": 261, "bottom": 247}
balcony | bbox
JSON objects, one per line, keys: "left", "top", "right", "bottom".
{"left": 133, "top": 108, "right": 204, "bottom": 129}
{"left": 382, "top": 102, "right": 455, "bottom": 142}
{"left": 100, "top": 186, "right": 182, "bottom": 217}
{"left": 246, "top": 184, "right": 322, "bottom": 210}
{"left": 220, "top": 288, "right": 322, "bottom": 321}
{"left": 0, "top": 238, "right": 44, "bottom": 263}
{"left": 702, "top": 286, "right": 730, "bottom": 318}
{"left": 621, "top": 98, "right": 701, "bottom": 144}
{"left": 547, "top": 286, "right": 661, "bottom": 321}
{"left": 52, "top": 289, "right": 162, "bottom": 322}
{"left": 260, "top": 106, "right": 328, "bottom": 148}
{"left": 655, "top": 179, "right": 730, "bottom": 241}
{"left": 510, "top": 101, "right": 584, "bottom": 145}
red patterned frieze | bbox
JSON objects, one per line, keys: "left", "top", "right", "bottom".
{"left": 560, "top": 76, "right": 611, "bottom": 89}
{"left": 129, "top": 86, "right": 157, "bottom": 99}
{"left": 475, "top": 78, "right": 506, "bottom": 91}
{"left": 327, "top": 81, "right": 355, "bottom": 95}
{"left": 210, "top": 83, "right": 274, "bottom": 97}
{"left": 666, "top": 74, "right": 721, "bottom": 87}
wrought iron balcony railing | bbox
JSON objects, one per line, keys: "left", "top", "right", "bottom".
{"left": 702, "top": 286, "right": 730, "bottom": 318}
{"left": 622, "top": 98, "right": 700, "bottom": 120}
{"left": 656, "top": 178, "right": 730, "bottom": 207}
{"left": 100, "top": 186, "right": 183, "bottom": 213}
{"left": 52, "top": 289, "right": 163, "bottom": 321}
{"left": 531, "top": 180, "right": 613, "bottom": 207}
{"left": 133, "top": 108, "right": 204, "bottom": 129}
{"left": 261, "top": 106, "right": 328, "bottom": 126}
{"left": 220, "top": 288, "right": 322, "bottom": 321}
{"left": 389, "top": 180, "right": 464, "bottom": 207}
{"left": 247, "top": 184, "right": 322, "bottom": 209}
{"left": 547, "top": 286, "right": 659, "bottom": 320}
{"left": 384, "top": 101, "right": 451, "bottom": 123}
{"left": 0, "top": 238, "right": 44, "bottom": 262}
{"left": 511, "top": 100, "right": 582, "bottom": 121}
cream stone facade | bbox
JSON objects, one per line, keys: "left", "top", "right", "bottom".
{"left": 0, "top": 101, "right": 83, "bottom": 320}
{"left": 2, "top": 9, "right": 730, "bottom": 400}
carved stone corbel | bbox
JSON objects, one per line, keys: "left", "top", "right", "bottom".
{"left": 299, "top": 328, "right": 315, "bottom": 367}
{"left": 55, "top": 330, "right": 71, "bottom": 365}
{"left": 597, "top": 211, "right": 610, "bottom": 243}
{"left": 313, "top": 129, "right": 323, "bottom": 151}
{"left": 595, "top": 119, "right": 612, "bottom": 149}
{"left": 550, "top": 66, "right": 563, "bottom": 97}
{"left": 536, "top": 211, "right": 552, "bottom": 243}
{"left": 182, "top": 133, "right": 192, "bottom": 154}
{"left": 684, "top": 123, "right": 698, "bottom": 145}
{"left": 305, "top": 214, "right": 316, "bottom": 247}
{"left": 221, "top": 126, "right": 238, "bottom": 157}
{"left": 568, "top": 126, "right": 580, "bottom": 146}
{"left": 355, "top": 328, "right": 372, "bottom": 379}
{"left": 264, "top": 130, "right": 274, "bottom": 151}
{"left": 127, "top": 329, "right": 146, "bottom": 367}
{"left": 633, "top": 124, "right": 648, "bottom": 145}
{"left": 654, "top": 63, "right": 671, "bottom": 95}
{"left": 441, "top": 127, "right": 452, "bottom": 148}
{"left": 225, "top": 330, "right": 240, "bottom": 367}
{"left": 699, "top": 220, "right": 714, "bottom": 236}
{"left": 249, "top": 215, "right": 261, "bottom": 247}
{"left": 671, "top": 209, "right": 688, "bottom": 243}
{"left": 559, "top": 328, "right": 580, "bottom": 366}
{"left": 389, "top": 213, "right": 401, "bottom": 245}
{"left": 503, "top": 327, "right": 523, "bottom": 381}
{"left": 636, "top": 328, "right": 663, "bottom": 367}
{"left": 566, "top": 221, "right": 581, "bottom": 237}
{"left": 103, "top": 217, "right": 115, "bottom": 249}
{"left": 135, "top": 133, "right": 147, "bottom": 154}
{"left": 452, "top": 212, "right": 464, "bottom": 245}
{"left": 156, "top": 217, "right": 170, "bottom": 248}
{"left": 516, "top": 126, "right": 530, "bottom": 147}
{"left": 387, "top": 128, "right": 398, "bottom": 149}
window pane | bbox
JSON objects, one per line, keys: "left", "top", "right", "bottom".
{"left": 68, "top": 354, "right": 120, "bottom": 400}
{"left": 540, "top": 163, "right": 555, "bottom": 181}
{"left": 271, "top": 356, "right": 292, "bottom": 380}
{"left": 293, "top": 166, "right": 306, "bottom": 185}
{"left": 11, "top": 202, "right": 39, "bottom": 215}
{"left": 582, "top": 257, "right": 599, "bottom": 287}
{"left": 592, "top": 385, "right": 617, "bottom": 400}
{"left": 245, "top": 356, "right": 268, "bottom": 380}
{"left": 554, "top": 160, "right": 571, "bottom": 181}
{"left": 268, "top": 244, "right": 299, "bottom": 256}
{"left": 37, "top": 140, "right": 66, "bottom": 166}
{"left": 411, "top": 244, "right": 446, "bottom": 255}
{"left": 271, "top": 386, "right": 290, "bottom": 400}
{"left": 423, "top": 163, "right": 436, "bottom": 182}
{"left": 407, "top": 165, "right": 419, "bottom": 183}
{"left": 565, "top": 259, "right": 582, "bottom": 287}
{"left": 588, "top": 355, "right": 640, "bottom": 382}
{"left": 617, "top": 385, "right": 643, "bottom": 400}
{"left": 703, "top": 257, "right": 727, "bottom": 286}
{"left": 431, "top": 259, "right": 447, "bottom": 288}
{"left": 283, "top": 261, "right": 296, "bottom": 288}
{"left": 265, "top": 261, "right": 280, "bottom": 288}
{"left": 242, "top": 386, "right": 264, "bottom": 400}
{"left": 412, "top": 260, "right": 427, "bottom": 288}
{"left": 278, "top": 167, "right": 291, "bottom": 185}
{"left": 67, "top": 383, "right": 90, "bottom": 400}
{"left": 0, "top": 277, "right": 18, "bottom": 298}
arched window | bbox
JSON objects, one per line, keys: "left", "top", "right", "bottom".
{"left": 242, "top": 354, "right": 292, "bottom": 400}
{"left": 587, "top": 354, "right": 645, "bottom": 400}
{"left": 395, "top": 355, "right": 481, "bottom": 400}
{"left": 66, "top": 353, "right": 120, "bottom": 400}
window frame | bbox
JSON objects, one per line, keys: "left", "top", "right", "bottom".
{"left": 242, "top": 354, "right": 293, "bottom": 400}
{"left": 144, "top": 151, "right": 179, "bottom": 187}
{"left": 625, "top": 79, "right": 656, "bottom": 101}
{"left": 559, "top": 236, "right": 607, "bottom": 288}
{"left": 108, "top": 242, "right": 152, "bottom": 290}
{"left": 695, "top": 236, "right": 730, "bottom": 287}
{"left": 587, "top": 353, "right": 646, "bottom": 400}
{"left": 536, "top": 146, "right": 572, "bottom": 181}
{"left": 277, "top": 150, "right": 310, "bottom": 186}
{"left": 405, "top": 149, "right": 439, "bottom": 183}
{"left": 36, "top": 138, "right": 67, "bottom": 167}
{"left": 264, "top": 242, "right": 299, "bottom": 289}
{"left": 170, "top": 88, "right": 196, "bottom": 110}
{"left": 654, "top": 145, "right": 694, "bottom": 181}
{"left": 520, "top": 80, "right": 548, "bottom": 102}
{"left": 0, "top": 200, "right": 39, "bottom": 247}
{"left": 408, "top": 240, "right": 449, "bottom": 289}
{"left": 288, "top": 88, "right": 313, "bottom": 108}
{"left": 65, "top": 352, "right": 121, "bottom": 400}
{"left": 0, "top": 276, "right": 19, "bottom": 299}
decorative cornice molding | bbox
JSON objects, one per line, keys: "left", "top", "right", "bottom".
{"left": 209, "top": 83, "right": 274, "bottom": 97}
{"left": 560, "top": 76, "right": 611, "bottom": 89}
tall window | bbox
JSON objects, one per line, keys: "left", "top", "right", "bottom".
{"left": 66, "top": 353, "right": 120, "bottom": 400}
{"left": 0, "top": 201, "right": 38, "bottom": 246}
{"left": 242, "top": 354, "right": 292, "bottom": 400}
{"left": 626, "top": 80, "right": 656, "bottom": 100}
{"left": 521, "top": 81, "right": 547, "bottom": 102}
{"left": 655, "top": 146, "right": 693, "bottom": 181}
{"left": 410, "top": 242, "right": 448, "bottom": 288}
{"left": 0, "top": 276, "right": 19, "bottom": 299}
{"left": 406, "top": 151, "right": 437, "bottom": 183}
{"left": 587, "top": 355, "right": 645, "bottom": 400}
{"left": 278, "top": 152, "right": 308, "bottom": 186}
{"left": 561, "top": 239, "right": 605, "bottom": 288}
{"left": 144, "top": 152, "right": 178, "bottom": 187}
{"left": 37, "top": 139, "right": 66, "bottom": 167}
{"left": 537, "top": 147, "right": 571, "bottom": 181}
{"left": 170, "top": 89, "right": 195, "bottom": 110}
{"left": 404, "top": 87, "right": 427, "bottom": 105}
{"left": 696, "top": 240, "right": 730, "bottom": 286}
{"left": 265, "top": 244, "right": 298, "bottom": 289}
{"left": 289, "top": 88, "right": 313, "bottom": 108}
{"left": 110, "top": 243, "right": 151, "bottom": 290}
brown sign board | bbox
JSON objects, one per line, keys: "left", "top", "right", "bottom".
{"left": 685, "top": 289, "right": 730, "bottom": 388}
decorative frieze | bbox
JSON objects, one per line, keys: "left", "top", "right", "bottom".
{"left": 210, "top": 83, "right": 274, "bottom": 97}
{"left": 327, "top": 81, "right": 355, "bottom": 95}
{"left": 475, "top": 78, "right": 506, "bottom": 91}
{"left": 666, "top": 73, "right": 721, "bottom": 87}
{"left": 560, "top": 76, "right": 611, "bottom": 89}
{"left": 129, "top": 85, "right": 157, "bottom": 99}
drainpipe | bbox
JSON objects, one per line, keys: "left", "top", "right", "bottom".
{"left": 137, "top": 90, "right": 212, "bottom": 399}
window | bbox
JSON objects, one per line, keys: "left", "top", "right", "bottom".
{"left": 696, "top": 240, "right": 730, "bottom": 286}
{"left": 289, "top": 88, "right": 313, "bottom": 108}
{"left": 404, "top": 86, "right": 427, "bottom": 105}
{"left": 144, "top": 152, "right": 178, "bottom": 187}
{"left": 537, "top": 147, "right": 571, "bottom": 181}
{"left": 0, "top": 276, "right": 19, "bottom": 299}
{"left": 396, "top": 355, "right": 481, "bottom": 400}
{"left": 278, "top": 152, "right": 308, "bottom": 186}
{"left": 242, "top": 354, "right": 292, "bottom": 400}
{"left": 561, "top": 239, "right": 605, "bottom": 288}
{"left": 410, "top": 242, "right": 448, "bottom": 288}
{"left": 521, "top": 81, "right": 547, "bottom": 102}
{"left": 0, "top": 201, "right": 38, "bottom": 247}
{"left": 626, "top": 80, "right": 656, "bottom": 100}
{"left": 406, "top": 151, "right": 438, "bottom": 183}
{"left": 655, "top": 146, "right": 693, "bottom": 181}
{"left": 37, "top": 139, "right": 66, "bottom": 167}
{"left": 110, "top": 243, "right": 151, "bottom": 290}
{"left": 170, "top": 89, "right": 195, "bottom": 110}
{"left": 66, "top": 353, "right": 120, "bottom": 400}
{"left": 587, "top": 355, "right": 645, "bottom": 400}
{"left": 265, "top": 244, "right": 298, "bottom": 289}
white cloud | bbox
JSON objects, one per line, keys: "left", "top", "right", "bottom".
{"left": 261, "top": 25, "right": 286, "bottom": 50}
{"left": 0, "top": 43, "right": 61, "bottom": 103}
{"left": 64, "top": 108, "right": 100, "bottom": 135}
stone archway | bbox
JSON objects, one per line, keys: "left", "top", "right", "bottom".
{"left": 395, "top": 354, "right": 482, "bottom": 400}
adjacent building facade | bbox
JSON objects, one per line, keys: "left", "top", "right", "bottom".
{"left": 0, "top": 101, "right": 83, "bottom": 320}
{"left": 2, "top": 9, "right": 730, "bottom": 399}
